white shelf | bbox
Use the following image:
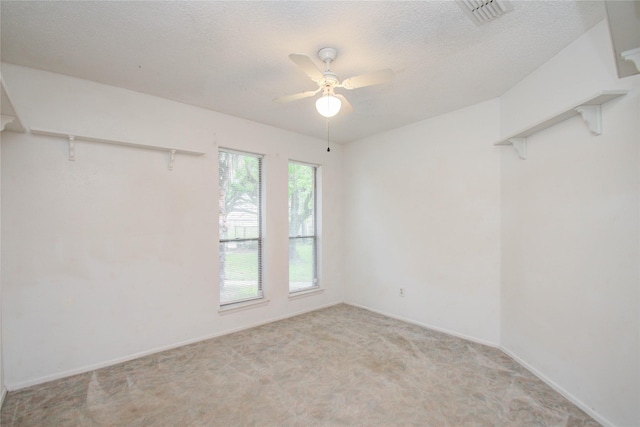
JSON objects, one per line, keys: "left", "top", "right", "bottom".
{"left": 494, "top": 90, "right": 628, "bottom": 159}
{"left": 1, "top": 74, "right": 26, "bottom": 133}
{"left": 30, "top": 128, "right": 205, "bottom": 170}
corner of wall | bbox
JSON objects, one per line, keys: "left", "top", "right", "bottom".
{"left": 342, "top": 99, "right": 502, "bottom": 345}
{"left": 0, "top": 133, "right": 4, "bottom": 410}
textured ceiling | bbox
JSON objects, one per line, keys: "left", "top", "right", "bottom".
{"left": 0, "top": 1, "right": 606, "bottom": 143}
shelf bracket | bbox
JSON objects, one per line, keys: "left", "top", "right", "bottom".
{"left": 575, "top": 105, "right": 602, "bottom": 135}
{"left": 68, "top": 135, "right": 76, "bottom": 161}
{"left": 1, "top": 115, "right": 15, "bottom": 132}
{"left": 168, "top": 149, "right": 176, "bottom": 171}
{"left": 509, "top": 137, "right": 527, "bottom": 160}
{"left": 621, "top": 47, "right": 640, "bottom": 72}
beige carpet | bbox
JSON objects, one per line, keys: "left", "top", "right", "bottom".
{"left": 1, "top": 304, "right": 599, "bottom": 426}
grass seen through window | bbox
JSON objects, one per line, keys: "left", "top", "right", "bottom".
{"left": 224, "top": 244, "right": 313, "bottom": 282}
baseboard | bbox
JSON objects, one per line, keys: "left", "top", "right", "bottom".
{"left": 8, "top": 300, "right": 615, "bottom": 427}
{"left": 344, "top": 301, "right": 500, "bottom": 348}
{"left": 7, "top": 300, "right": 343, "bottom": 391}
{"left": 345, "top": 302, "right": 615, "bottom": 426}
{"left": 499, "top": 346, "right": 615, "bottom": 427}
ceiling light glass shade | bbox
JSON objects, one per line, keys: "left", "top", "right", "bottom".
{"left": 316, "top": 95, "right": 342, "bottom": 118}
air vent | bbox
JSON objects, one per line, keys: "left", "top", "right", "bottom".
{"left": 458, "top": 0, "right": 512, "bottom": 25}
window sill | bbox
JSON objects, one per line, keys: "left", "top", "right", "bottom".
{"left": 218, "top": 298, "right": 270, "bottom": 315}
{"left": 288, "top": 288, "right": 324, "bottom": 300}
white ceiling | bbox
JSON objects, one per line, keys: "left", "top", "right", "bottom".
{"left": 0, "top": 1, "right": 606, "bottom": 143}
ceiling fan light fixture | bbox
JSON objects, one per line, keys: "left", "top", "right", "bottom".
{"left": 316, "top": 94, "right": 342, "bottom": 118}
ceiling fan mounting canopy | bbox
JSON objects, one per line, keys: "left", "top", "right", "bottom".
{"left": 317, "top": 47, "right": 338, "bottom": 65}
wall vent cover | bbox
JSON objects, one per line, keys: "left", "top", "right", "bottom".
{"left": 458, "top": 0, "right": 513, "bottom": 25}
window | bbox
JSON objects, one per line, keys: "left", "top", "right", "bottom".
{"left": 288, "top": 161, "right": 318, "bottom": 293}
{"left": 219, "top": 149, "right": 263, "bottom": 305}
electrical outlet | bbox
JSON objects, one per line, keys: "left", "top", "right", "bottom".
{"left": 399, "top": 288, "right": 405, "bottom": 297}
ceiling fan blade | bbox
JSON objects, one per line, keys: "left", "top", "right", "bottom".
{"left": 339, "top": 69, "right": 394, "bottom": 90}
{"left": 335, "top": 94, "right": 353, "bottom": 114}
{"left": 289, "top": 54, "right": 324, "bottom": 81}
{"left": 273, "top": 88, "right": 321, "bottom": 104}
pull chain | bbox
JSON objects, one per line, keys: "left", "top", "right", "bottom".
{"left": 326, "top": 119, "right": 331, "bottom": 152}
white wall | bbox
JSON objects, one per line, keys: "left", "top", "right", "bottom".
{"left": 500, "top": 20, "right": 639, "bottom": 427}
{"left": 0, "top": 63, "right": 344, "bottom": 388}
{"left": 343, "top": 99, "right": 502, "bottom": 345}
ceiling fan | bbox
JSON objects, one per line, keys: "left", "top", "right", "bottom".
{"left": 274, "top": 47, "right": 393, "bottom": 118}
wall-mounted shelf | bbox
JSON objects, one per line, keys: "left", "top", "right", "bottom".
{"left": 494, "top": 90, "right": 628, "bottom": 160}
{"left": 1, "top": 74, "right": 26, "bottom": 133}
{"left": 30, "top": 128, "right": 206, "bottom": 170}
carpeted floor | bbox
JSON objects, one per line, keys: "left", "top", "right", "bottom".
{"left": 1, "top": 304, "right": 599, "bottom": 426}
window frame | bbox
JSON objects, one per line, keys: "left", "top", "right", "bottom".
{"left": 288, "top": 160, "right": 319, "bottom": 294}
{"left": 218, "top": 148, "right": 264, "bottom": 307}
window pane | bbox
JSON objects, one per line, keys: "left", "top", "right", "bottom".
{"left": 219, "top": 150, "right": 262, "bottom": 305}
{"left": 289, "top": 162, "right": 317, "bottom": 293}
{"left": 220, "top": 240, "right": 262, "bottom": 304}
{"left": 288, "top": 163, "right": 315, "bottom": 238}
{"left": 219, "top": 152, "right": 261, "bottom": 240}
{"left": 289, "top": 237, "right": 316, "bottom": 292}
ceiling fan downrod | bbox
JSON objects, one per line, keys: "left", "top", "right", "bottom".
{"left": 317, "top": 47, "right": 338, "bottom": 70}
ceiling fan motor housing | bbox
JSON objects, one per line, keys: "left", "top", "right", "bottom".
{"left": 321, "top": 71, "right": 339, "bottom": 87}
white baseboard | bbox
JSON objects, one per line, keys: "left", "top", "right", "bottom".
{"left": 499, "top": 346, "right": 614, "bottom": 427}
{"left": 7, "top": 300, "right": 343, "bottom": 391}
{"left": 4, "top": 300, "right": 617, "bottom": 427}
{"left": 345, "top": 302, "right": 614, "bottom": 426}
{"left": 344, "top": 301, "right": 500, "bottom": 348}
